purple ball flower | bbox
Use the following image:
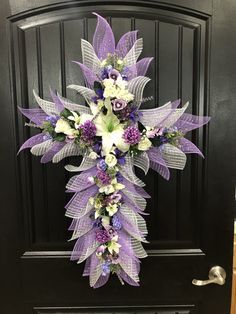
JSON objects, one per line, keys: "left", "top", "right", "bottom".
{"left": 96, "top": 229, "right": 111, "bottom": 243}
{"left": 112, "top": 99, "right": 127, "bottom": 111}
{"left": 80, "top": 120, "right": 96, "bottom": 142}
{"left": 97, "top": 170, "right": 111, "bottom": 185}
{"left": 123, "top": 126, "right": 141, "bottom": 145}
{"left": 97, "top": 159, "right": 107, "bottom": 171}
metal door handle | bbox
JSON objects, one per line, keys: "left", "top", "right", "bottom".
{"left": 192, "top": 266, "right": 226, "bottom": 286}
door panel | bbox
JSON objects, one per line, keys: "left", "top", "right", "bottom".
{"left": 1, "top": 1, "right": 235, "bottom": 314}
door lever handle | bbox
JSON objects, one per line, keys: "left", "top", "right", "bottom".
{"left": 192, "top": 266, "right": 226, "bottom": 286}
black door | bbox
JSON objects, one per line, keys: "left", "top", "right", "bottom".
{"left": 1, "top": 1, "right": 235, "bottom": 313}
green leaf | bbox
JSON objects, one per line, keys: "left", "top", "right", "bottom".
{"left": 60, "top": 108, "right": 72, "bottom": 119}
{"left": 54, "top": 133, "right": 66, "bottom": 142}
{"left": 94, "top": 81, "right": 103, "bottom": 96}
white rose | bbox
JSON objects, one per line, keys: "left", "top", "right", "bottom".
{"left": 105, "top": 154, "right": 117, "bottom": 167}
{"left": 138, "top": 136, "right": 152, "bottom": 151}
{"left": 55, "top": 119, "right": 72, "bottom": 134}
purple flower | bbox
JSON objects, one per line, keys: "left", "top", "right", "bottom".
{"left": 111, "top": 192, "right": 122, "bottom": 202}
{"left": 93, "top": 218, "right": 102, "bottom": 228}
{"left": 97, "top": 170, "right": 111, "bottom": 185}
{"left": 43, "top": 133, "right": 52, "bottom": 141}
{"left": 106, "top": 227, "right": 117, "bottom": 238}
{"left": 96, "top": 229, "right": 111, "bottom": 243}
{"left": 102, "top": 261, "right": 111, "bottom": 276}
{"left": 123, "top": 126, "right": 141, "bottom": 145}
{"left": 118, "top": 156, "right": 126, "bottom": 165}
{"left": 45, "top": 115, "right": 59, "bottom": 126}
{"left": 101, "top": 68, "right": 109, "bottom": 80}
{"left": 97, "top": 159, "right": 107, "bottom": 171}
{"left": 112, "top": 215, "right": 122, "bottom": 230}
{"left": 96, "top": 244, "right": 106, "bottom": 255}
{"left": 112, "top": 99, "right": 127, "bottom": 111}
{"left": 109, "top": 68, "right": 121, "bottom": 81}
{"left": 80, "top": 120, "right": 96, "bottom": 143}
{"left": 116, "top": 172, "right": 123, "bottom": 183}
{"left": 93, "top": 142, "right": 102, "bottom": 154}
{"left": 147, "top": 127, "right": 164, "bottom": 138}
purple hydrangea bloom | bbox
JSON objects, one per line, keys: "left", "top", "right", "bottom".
{"left": 112, "top": 215, "right": 122, "bottom": 230}
{"left": 45, "top": 115, "right": 59, "bottom": 126}
{"left": 118, "top": 156, "right": 126, "bottom": 165}
{"left": 80, "top": 120, "right": 97, "bottom": 143}
{"left": 43, "top": 133, "right": 52, "bottom": 141}
{"left": 97, "top": 170, "right": 111, "bottom": 185}
{"left": 123, "top": 126, "right": 141, "bottom": 145}
{"left": 97, "top": 159, "right": 107, "bottom": 171}
{"left": 102, "top": 261, "right": 111, "bottom": 276}
{"left": 96, "top": 229, "right": 111, "bottom": 243}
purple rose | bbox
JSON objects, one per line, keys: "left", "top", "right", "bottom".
{"left": 112, "top": 99, "right": 127, "bottom": 111}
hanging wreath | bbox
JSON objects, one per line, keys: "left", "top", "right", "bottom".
{"left": 19, "top": 13, "right": 210, "bottom": 288}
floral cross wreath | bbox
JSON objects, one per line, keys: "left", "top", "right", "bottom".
{"left": 19, "top": 13, "right": 210, "bottom": 288}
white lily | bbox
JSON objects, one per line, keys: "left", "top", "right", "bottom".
{"left": 94, "top": 100, "right": 130, "bottom": 155}
{"left": 67, "top": 111, "right": 80, "bottom": 129}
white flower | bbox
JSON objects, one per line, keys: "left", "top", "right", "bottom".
{"left": 101, "top": 59, "right": 107, "bottom": 66}
{"left": 101, "top": 216, "right": 110, "bottom": 226}
{"left": 138, "top": 136, "right": 152, "bottom": 151}
{"left": 108, "top": 240, "right": 121, "bottom": 254}
{"left": 106, "top": 203, "right": 118, "bottom": 216}
{"left": 79, "top": 113, "right": 94, "bottom": 124}
{"left": 103, "top": 78, "right": 115, "bottom": 87}
{"left": 55, "top": 119, "right": 72, "bottom": 134}
{"left": 98, "top": 178, "right": 125, "bottom": 195}
{"left": 105, "top": 154, "right": 117, "bottom": 167}
{"left": 89, "top": 151, "right": 99, "bottom": 160}
{"left": 95, "top": 209, "right": 102, "bottom": 219}
{"left": 67, "top": 111, "right": 80, "bottom": 129}
{"left": 89, "top": 197, "right": 94, "bottom": 205}
{"left": 116, "top": 76, "right": 127, "bottom": 89}
{"left": 115, "top": 88, "right": 134, "bottom": 102}
{"left": 99, "top": 184, "right": 115, "bottom": 195}
{"left": 117, "top": 59, "right": 123, "bottom": 65}
{"left": 88, "top": 177, "right": 95, "bottom": 184}
{"left": 102, "top": 77, "right": 134, "bottom": 102}
{"left": 94, "top": 100, "right": 130, "bottom": 155}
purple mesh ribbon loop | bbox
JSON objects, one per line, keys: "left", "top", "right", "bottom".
{"left": 93, "top": 13, "right": 115, "bottom": 59}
